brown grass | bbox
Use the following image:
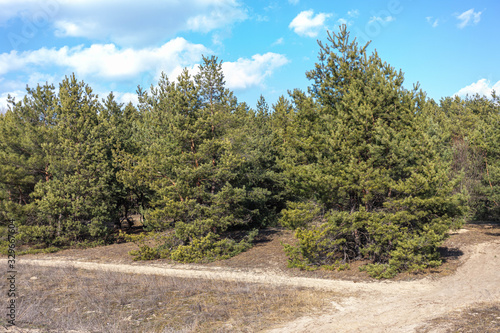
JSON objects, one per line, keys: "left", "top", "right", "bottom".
{"left": 1, "top": 264, "right": 337, "bottom": 332}
{"left": 417, "top": 302, "right": 500, "bottom": 333}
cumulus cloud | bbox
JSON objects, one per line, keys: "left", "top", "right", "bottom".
{"left": 456, "top": 8, "right": 482, "bottom": 29}
{"left": 186, "top": 2, "right": 247, "bottom": 33}
{"left": 112, "top": 52, "right": 289, "bottom": 92}
{"left": 0, "top": 40, "right": 288, "bottom": 105}
{"left": 0, "top": 38, "right": 209, "bottom": 81}
{"left": 0, "top": 0, "right": 247, "bottom": 47}
{"left": 289, "top": 10, "right": 331, "bottom": 37}
{"left": 455, "top": 79, "right": 500, "bottom": 98}
{"left": 222, "top": 53, "right": 289, "bottom": 90}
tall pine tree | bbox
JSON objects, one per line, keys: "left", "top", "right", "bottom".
{"left": 119, "top": 57, "right": 276, "bottom": 261}
{"left": 282, "top": 26, "right": 466, "bottom": 278}
{"left": 0, "top": 84, "right": 57, "bottom": 226}
{"left": 29, "top": 75, "right": 119, "bottom": 246}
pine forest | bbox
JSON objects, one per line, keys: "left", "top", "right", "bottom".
{"left": 1, "top": 27, "right": 499, "bottom": 279}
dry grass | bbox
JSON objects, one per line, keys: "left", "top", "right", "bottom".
{"left": 1, "top": 264, "right": 337, "bottom": 332}
{"left": 418, "top": 302, "right": 500, "bottom": 333}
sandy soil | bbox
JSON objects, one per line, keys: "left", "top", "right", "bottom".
{"left": 267, "top": 239, "right": 500, "bottom": 332}
{"left": 9, "top": 223, "right": 500, "bottom": 332}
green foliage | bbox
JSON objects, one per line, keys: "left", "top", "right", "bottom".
{"left": 0, "top": 84, "right": 57, "bottom": 226}
{"left": 124, "top": 231, "right": 178, "bottom": 260}
{"left": 0, "top": 57, "right": 284, "bottom": 259}
{"left": 29, "top": 75, "right": 120, "bottom": 245}
{"left": 125, "top": 228, "right": 257, "bottom": 262}
{"left": 117, "top": 56, "right": 283, "bottom": 260}
{"left": 359, "top": 263, "right": 398, "bottom": 279}
{"left": 1, "top": 27, "right": 497, "bottom": 273}
{"left": 0, "top": 76, "right": 132, "bottom": 249}
{"left": 281, "top": 25, "right": 467, "bottom": 278}
{"left": 283, "top": 225, "right": 344, "bottom": 270}
{"left": 279, "top": 201, "right": 322, "bottom": 229}
{"left": 129, "top": 245, "right": 159, "bottom": 261}
{"left": 17, "top": 225, "right": 56, "bottom": 246}
{"left": 424, "top": 93, "right": 500, "bottom": 220}
{"left": 170, "top": 230, "right": 257, "bottom": 263}
{"left": 0, "top": 245, "right": 60, "bottom": 256}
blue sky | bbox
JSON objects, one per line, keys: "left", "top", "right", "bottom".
{"left": 0, "top": 0, "right": 499, "bottom": 112}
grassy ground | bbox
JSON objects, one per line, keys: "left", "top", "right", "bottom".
{"left": 417, "top": 302, "right": 500, "bottom": 333}
{"left": 8, "top": 221, "right": 500, "bottom": 332}
{"left": 1, "top": 264, "right": 338, "bottom": 333}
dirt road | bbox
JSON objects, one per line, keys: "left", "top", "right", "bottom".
{"left": 17, "top": 239, "right": 500, "bottom": 332}
{"left": 268, "top": 240, "right": 500, "bottom": 333}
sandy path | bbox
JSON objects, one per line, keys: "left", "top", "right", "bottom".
{"left": 18, "top": 257, "right": 425, "bottom": 293}
{"left": 268, "top": 240, "right": 500, "bottom": 333}
{"left": 16, "top": 239, "right": 500, "bottom": 332}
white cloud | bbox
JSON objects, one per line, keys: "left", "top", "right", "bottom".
{"left": 272, "top": 37, "right": 284, "bottom": 46}
{"left": 289, "top": 10, "right": 332, "bottom": 38}
{"left": 26, "top": 72, "right": 59, "bottom": 87}
{"left": 222, "top": 53, "right": 289, "bottom": 90}
{"left": 0, "top": 0, "right": 247, "bottom": 47}
{"left": 0, "top": 45, "right": 288, "bottom": 104}
{"left": 0, "top": 90, "right": 24, "bottom": 112}
{"left": 0, "top": 87, "right": 139, "bottom": 110}
{"left": 455, "top": 79, "right": 500, "bottom": 98}
{"left": 255, "top": 14, "right": 269, "bottom": 22}
{"left": 186, "top": 2, "right": 247, "bottom": 33}
{"left": 426, "top": 17, "right": 439, "bottom": 28}
{"left": 115, "top": 92, "right": 139, "bottom": 106}
{"left": 347, "top": 10, "right": 359, "bottom": 18}
{"left": 368, "top": 16, "right": 395, "bottom": 24}
{"left": 288, "top": 0, "right": 299, "bottom": 5}
{"left": 0, "top": 38, "right": 210, "bottom": 81}
{"left": 456, "top": 9, "right": 482, "bottom": 29}
{"left": 337, "top": 18, "right": 353, "bottom": 27}
{"left": 168, "top": 64, "right": 201, "bottom": 85}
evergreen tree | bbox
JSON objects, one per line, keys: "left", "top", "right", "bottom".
{"left": 100, "top": 94, "right": 142, "bottom": 224}
{"left": 119, "top": 57, "right": 275, "bottom": 261}
{"left": 28, "top": 75, "right": 119, "bottom": 246}
{"left": 281, "top": 26, "right": 466, "bottom": 278}
{"left": 435, "top": 93, "right": 500, "bottom": 219}
{"left": 480, "top": 92, "right": 500, "bottom": 218}
{"left": 0, "top": 84, "right": 57, "bottom": 226}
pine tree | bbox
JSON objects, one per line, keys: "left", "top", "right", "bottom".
{"left": 480, "top": 92, "right": 500, "bottom": 218}
{"left": 100, "top": 94, "right": 142, "bottom": 225}
{"left": 119, "top": 57, "right": 268, "bottom": 261}
{"left": 0, "top": 84, "right": 57, "bottom": 226}
{"left": 28, "top": 75, "right": 119, "bottom": 246}
{"left": 430, "top": 93, "right": 500, "bottom": 220}
{"left": 282, "top": 26, "right": 466, "bottom": 278}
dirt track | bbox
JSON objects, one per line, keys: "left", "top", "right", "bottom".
{"left": 17, "top": 238, "right": 500, "bottom": 332}
{"left": 268, "top": 239, "right": 500, "bottom": 332}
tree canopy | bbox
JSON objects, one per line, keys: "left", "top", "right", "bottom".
{"left": 0, "top": 26, "right": 497, "bottom": 277}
